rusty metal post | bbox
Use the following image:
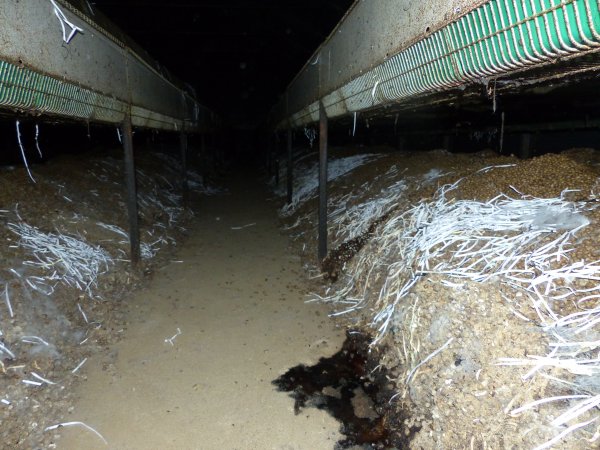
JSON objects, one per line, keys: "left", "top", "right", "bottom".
{"left": 499, "top": 111, "right": 505, "bottom": 154}
{"left": 286, "top": 127, "right": 293, "bottom": 205}
{"left": 519, "top": 133, "right": 532, "bottom": 159}
{"left": 397, "top": 135, "right": 405, "bottom": 151}
{"left": 443, "top": 134, "right": 452, "bottom": 152}
{"left": 180, "top": 130, "right": 188, "bottom": 198}
{"left": 318, "top": 102, "right": 328, "bottom": 261}
{"left": 209, "top": 132, "right": 218, "bottom": 172}
{"left": 274, "top": 133, "right": 280, "bottom": 187}
{"left": 122, "top": 116, "right": 140, "bottom": 266}
{"left": 200, "top": 132, "right": 206, "bottom": 182}
{"left": 266, "top": 134, "right": 272, "bottom": 177}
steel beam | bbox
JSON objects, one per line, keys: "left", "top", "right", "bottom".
{"left": 122, "top": 116, "right": 141, "bottom": 266}
{"left": 318, "top": 102, "right": 328, "bottom": 261}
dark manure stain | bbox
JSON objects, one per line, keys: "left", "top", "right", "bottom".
{"left": 322, "top": 214, "right": 391, "bottom": 282}
{"left": 273, "top": 331, "right": 418, "bottom": 449}
{"left": 321, "top": 235, "right": 368, "bottom": 283}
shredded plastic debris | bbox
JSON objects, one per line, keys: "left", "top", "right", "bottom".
{"left": 8, "top": 221, "right": 112, "bottom": 297}
{"left": 316, "top": 175, "right": 600, "bottom": 447}
{"left": 49, "top": 0, "right": 84, "bottom": 44}
{"left": 279, "top": 154, "right": 379, "bottom": 216}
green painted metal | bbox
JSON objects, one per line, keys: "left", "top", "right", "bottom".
{"left": 282, "top": 0, "right": 600, "bottom": 128}
{"left": 0, "top": 60, "right": 190, "bottom": 130}
{"left": 0, "top": 61, "right": 124, "bottom": 123}
{"left": 0, "top": 0, "right": 215, "bottom": 132}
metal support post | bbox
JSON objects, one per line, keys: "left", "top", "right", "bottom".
{"left": 267, "top": 134, "right": 273, "bottom": 177}
{"left": 318, "top": 102, "right": 328, "bottom": 261}
{"left": 122, "top": 116, "right": 140, "bottom": 267}
{"left": 499, "top": 111, "right": 505, "bottom": 154}
{"left": 200, "top": 132, "right": 207, "bottom": 183}
{"left": 286, "top": 128, "right": 293, "bottom": 205}
{"left": 443, "top": 134, "right": 452, "bottom": 152}
{"left": 180, "top": 130, "right": 188, "bottom": 198}
{"left": 210, "top": 132, "right": 218, "bottom": 171}
{"left": 397, "top": 135, "right": 405, "bottom": 152}
{"left": 274, "top": 133, "right": 280, "bottom": 187}
{"left": 519, "top": 133, "right": 532, "bottom": 159}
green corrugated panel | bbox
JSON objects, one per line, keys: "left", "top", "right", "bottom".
{"left": 301, "top": 0, "right": 600, "bottom": 127}
{"left": 0, "top": 60, "right": 186, "bottom": 130}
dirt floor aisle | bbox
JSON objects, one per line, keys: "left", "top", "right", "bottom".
{"left": 58, "top": 173, "right": 344, "bottom": 450}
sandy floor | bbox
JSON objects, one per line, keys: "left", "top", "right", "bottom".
{"left": 58, "top": 173, "right": 345, "bottom": 449}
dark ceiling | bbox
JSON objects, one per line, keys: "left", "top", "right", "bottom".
{"left": 95, "top": 0, "right": 354, "bottom": 128}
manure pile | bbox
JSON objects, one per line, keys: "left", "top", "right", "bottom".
{"left": 276, "top": 148, "right": 600, "bottom": 450}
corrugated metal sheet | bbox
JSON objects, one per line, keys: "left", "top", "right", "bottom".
{"left": 0, "top": 0, "right": 215, "bottom": 131}
{"left": 273, "top": 0, "right": 600, "bottom": 128}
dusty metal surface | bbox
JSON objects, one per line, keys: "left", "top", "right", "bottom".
{"left": 0, "top": 0, "right": 214, "bottom": 131}
{"left": 122, "top": 116, "right": 141, "bottom": 265}
{"left": 272, "top": 0, "right": 600, "bottom": 129}
{"left": 285, "top": 0, "right": 486, "bottom": 116}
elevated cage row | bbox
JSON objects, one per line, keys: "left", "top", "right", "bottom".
{"left": 271, "top": 0, "right": 600, "bottom": 128}
{"left": 0, "top": 0, "right": 217, "bottom": 131}
{"left": 267, "top": 2, "right": 600, "bottom": 449}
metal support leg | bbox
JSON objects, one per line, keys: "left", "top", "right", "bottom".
{"left": 286, "top": 128, "right": 293, "bottom": 205}
{"left": 318, "top": 102, "right": 328, "bottom": 261}
{"left": 200, "top": 132, "right": 207, "bottom": 183}
{"left": 499, "top": 112, "right": 505, "bottom": 154}
{"left": 519, "top": 133, "right": 532, "bottom": 159}
{"left": 213, "top": 133, "right": 218, "bottom": 169}
{"left": 274, "top": 133, "right": 280, "bottom": 187}
{"left": 397, "top": 135, "right": 405, "bottom": 152}
{"left": 122, "top": 116, "right": 140, "bottom": 267}
{"left": 266, "top": 134, "right": 272, "bottom": 177}
{"left": 218, "top": 132, "right": 225, "bottom": 168}
{"left": 180, "top": 131, "right": 188, "bottom": 198}
{"left": 443, "top": 134, "right": 452, "bottom": 152}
